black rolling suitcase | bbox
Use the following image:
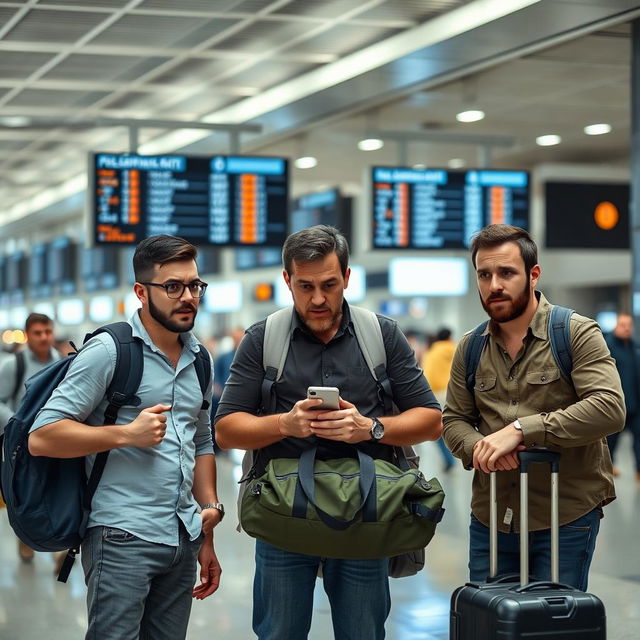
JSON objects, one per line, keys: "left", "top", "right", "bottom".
{"left": 450, "top": 449, "right": 606, "bottom": 639}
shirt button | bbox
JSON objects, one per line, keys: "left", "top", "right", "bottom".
{"left": 511, "top": 400, "right": 517, "bottom": 405}
{"left": 324, "top": 373, "right": 329, "bottom": 378}
{"left": 541, "top": 375, "right": 547, "bottom": 381}
{"left": 479, "top": 382, "right": 485, "bottom": 389}
{"left": 508, "top": 375, "right": 514, "bottom": 381}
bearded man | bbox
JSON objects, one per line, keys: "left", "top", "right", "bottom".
{"left": 442, "top": 224, "right": 624, "bottom": 591}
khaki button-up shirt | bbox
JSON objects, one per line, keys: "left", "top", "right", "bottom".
{"left": 443, "top": 292, "right": 625, "bottom": 532}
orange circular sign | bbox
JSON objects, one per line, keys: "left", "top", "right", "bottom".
{"left": 594, "top": 201, "right": 619, "bottom": 230}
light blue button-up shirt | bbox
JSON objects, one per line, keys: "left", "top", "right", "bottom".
{"left": 31, "top": 312, "right": 214, "bottom": 546}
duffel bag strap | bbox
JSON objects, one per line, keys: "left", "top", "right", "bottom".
{"left": 297, "top": 447, "right": 377, "bottom": 530}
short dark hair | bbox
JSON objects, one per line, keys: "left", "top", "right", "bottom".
{"left": 133, "top": 235, "right": 198, "bottom": 282}
{"left": 470, "top": 224, "right": 538, "bottom": 273}
{"left": 282, "top": 225, "right": 349, "bottom": 276}
{"left": 25, "top": 313, "right": 52, "bottom": 331}
{"left": 436, "top": 327, "right": 452, "bottom": 341}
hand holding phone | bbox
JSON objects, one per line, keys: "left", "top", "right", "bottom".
{"left": 307, "top": 386, "right": 340, "bottom": 411}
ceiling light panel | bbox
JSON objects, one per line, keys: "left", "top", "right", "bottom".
{"left": 456, "top": 109, "right": 485, "bottom": 122}
{"left": 584, "top": 123, "right": 612, "bottom": 135}
{"left": 536, "top": 134, "right": 561, "bottom": 146}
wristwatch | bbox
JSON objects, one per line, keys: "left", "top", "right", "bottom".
{"left": 370, "top": 417, "right": 385, "bottom": 442}
{"left": 201, "top": 502, "right": 225, "bottom": 520}
{"left": 513, "top": 419, "right": 523, "bottom": 432}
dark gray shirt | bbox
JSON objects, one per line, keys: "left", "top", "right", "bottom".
{"left": 215, "top": 302, "right": 439, "bottom": 469}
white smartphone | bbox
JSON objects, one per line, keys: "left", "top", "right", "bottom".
{"left": 307, "top": 386, "right": 340, "bottom": 410}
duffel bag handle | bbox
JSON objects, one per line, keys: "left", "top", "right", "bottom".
{"left": 298, "top": 446, "right": 376, "bottom": 531}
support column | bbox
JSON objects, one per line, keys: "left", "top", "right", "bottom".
{"left": 632, "top": 20, "right": 640, "bottom": 334}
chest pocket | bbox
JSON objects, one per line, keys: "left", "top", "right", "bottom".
{"left": 474, "top": 376, "right": 497, "bottom": 393}
{"left": 526, "top": 368, "right": 560, "bottom": 386}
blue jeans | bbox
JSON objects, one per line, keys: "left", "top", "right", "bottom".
{"left": 468, "top": 508, "right": 601, "bottom": 591}
{"left": 81, "top": 526, "right": 203, "bottom": 640}
{"left": 253, "top": 540, "right": 391, "bottom": 640}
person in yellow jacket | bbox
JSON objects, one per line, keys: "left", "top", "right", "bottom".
{"left": 421, "top": 328, "right": 457, "bottom": 471}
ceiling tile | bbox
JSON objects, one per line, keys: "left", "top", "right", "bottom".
{"left": 0, "top": 52, "right": 53, "bottom": 79}
{"left": 4, "top": 9, "right": 107, "bottom": 43}
{"left": 286, "top": 24, "right": 401, "bottom": 56}
{"left": 273, "top": 0, "right": 368, "bottom": 18}
{"left": 357, "top": 0, "right": 468, "bottom": 22}
{"left": 152, "top": 58, "right": 234, "bottom": 85}
{"left": 89, "top": 14, "right": 209, "bottom": 47}
{"left": 7, "top": 88, "right": 109, "bottom": 108}
{"left": 213, "top": 19, "right": 307, "bottom": 54}
{"left": 141, "top": 0, "right": 248, "bottom": 10}
{"left": 171, "top": 18, "right": 242, "bottom": 48}
{"left": 41, "top": 54, "right": 163, "bottom": 82}
{"left": 221, "top": 60, "right": 315, "bottom": 90}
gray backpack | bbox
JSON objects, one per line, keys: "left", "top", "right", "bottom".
{"left": 238, "top": 305, "right": 425, "bottom": 578}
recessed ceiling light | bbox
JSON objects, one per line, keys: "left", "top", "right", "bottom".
{"left": 357, "top": 138, "right": 384, "bottom": 151}
{"left": 584, "top": 123, "right": 612, "bottom": 136}
{"left": 412, "top": 163, "right": 426, "bottom": 169}
{"left": 448, "top": 158, "right": 465, "bottom": 169}
{"left": 294, "top": 156, "right": 318, "bottom": 169}
{"left": 0, "top": 116, "right": 31, "bottom": 127}
{"left": 536, "top": 134, "right": 562, "bottom": 147}
{"left": 456, "top": 110, "right": 485, "bottom": 123}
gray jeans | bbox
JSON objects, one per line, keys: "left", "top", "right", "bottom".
{"left": 81, "top": 525, "right": 203, "bottom": 640}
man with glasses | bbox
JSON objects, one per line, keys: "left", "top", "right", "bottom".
{"left": 29, "top": 235, "right": 222, "bottom": 640}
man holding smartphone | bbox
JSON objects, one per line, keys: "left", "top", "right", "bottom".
{"left": 216, "top": 225, "right": 442, "bottom": 640}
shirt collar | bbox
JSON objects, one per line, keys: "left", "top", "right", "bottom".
{"left": 129, "top": 310, "right": 200, "bottom": 354}
{"left": 486, "top": 290, "right": 548, "bottom": 340}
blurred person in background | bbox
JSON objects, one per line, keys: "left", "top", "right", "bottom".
{"left": 0, "top": 312, "right": 61, "bottom": 564}
{"left": 605, "top": 312, "right": 640, "bottom": 479}
{"left": 421, "top": 327, "right": 457, "bottom": 472}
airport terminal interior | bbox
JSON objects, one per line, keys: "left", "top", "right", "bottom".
{"left": 1, "top": 0, "right": 640, "bottom": 638}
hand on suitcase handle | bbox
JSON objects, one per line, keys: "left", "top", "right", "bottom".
{"left": 518, "top": 448, "right": 561, "bottom": 473}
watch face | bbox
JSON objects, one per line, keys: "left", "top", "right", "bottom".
{"left": 372, "top": 419, "right": 384, "bottom": 440}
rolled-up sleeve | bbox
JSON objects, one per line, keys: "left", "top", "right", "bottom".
{"left": 442, "top": 334, "right": 482, "bottom": 468}
{"left": 518, "top": 317, "right": 625, "bottom": 447}
{"left": 30, "top": 337, "right": 116, "bottom": 432}
{"left": 194, "top": 354, "right": 215, "bottom": 456}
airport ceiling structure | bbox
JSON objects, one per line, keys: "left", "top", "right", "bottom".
{"left": 0, "top": 0, "right": 639, "bottom": 233}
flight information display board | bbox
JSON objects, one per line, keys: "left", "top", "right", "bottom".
{"left": 372, "top": 167, "right": 529, "bottom": 249}
{"left": 290, "top": 188, "right": 352, "bottom": 244}
{"left": 91, "top": 153, "right": 289, "bottom": 246}
{"left": 545, "top": 181, "right": 629, "bottom": 249}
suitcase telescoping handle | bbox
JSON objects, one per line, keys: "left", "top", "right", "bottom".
{"left": 489, "top": 448, "right": 561, "bottom": 586}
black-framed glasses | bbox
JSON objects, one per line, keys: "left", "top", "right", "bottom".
{"left": 140, "top": 280, "right": 208, "bottom": 299}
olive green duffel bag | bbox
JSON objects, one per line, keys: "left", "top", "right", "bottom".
{"left": 240, "top": 446, "right": 445, "bottom": 559}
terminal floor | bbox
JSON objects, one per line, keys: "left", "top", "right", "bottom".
{"left": 1, "top": 435, "right": 639, "bottom": 640}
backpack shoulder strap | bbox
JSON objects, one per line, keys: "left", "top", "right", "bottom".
{"left": 193, "top": 345, "right": 212, "bottom": 411}
{"left": 350, "top": 306, "right": 393, "bottom": 413}
{"left": 81, "top": 322, "right": 144, "bottom": 525}
{"left": 464, "top": 321, "right": 489, "bottom": 394}
{"left": 261, "top": 307, "right": 294, "bottom": 414}
{"left": 13, "top": 351, "right": 25, "bottom": 401}
{"left": 548, "top": 305, "right": 574, "bottom": 382}
{"left": 89, "top": 322, "right": 144, "bottom": 424}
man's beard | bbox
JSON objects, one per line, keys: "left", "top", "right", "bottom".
{"left": 148, "top": 296, "right": 197, "bottom": 333}
{"left": 480, "top": 275, "right": 531, "bottom": 323}
{"left": 300, "top": 307, "right": 342, "bottom": 336}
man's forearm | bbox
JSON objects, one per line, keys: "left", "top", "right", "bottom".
{"left": 378, "top": 407, "right": 442, "bottom": 446}
{"left": 215, "top": 412, "right": 284, "bottom": 450}
{"left": 28, "top": 419, "right": 128, "bottom": 458}
{"left": 193, "top": 453, "right": 218, "bottom": 505}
